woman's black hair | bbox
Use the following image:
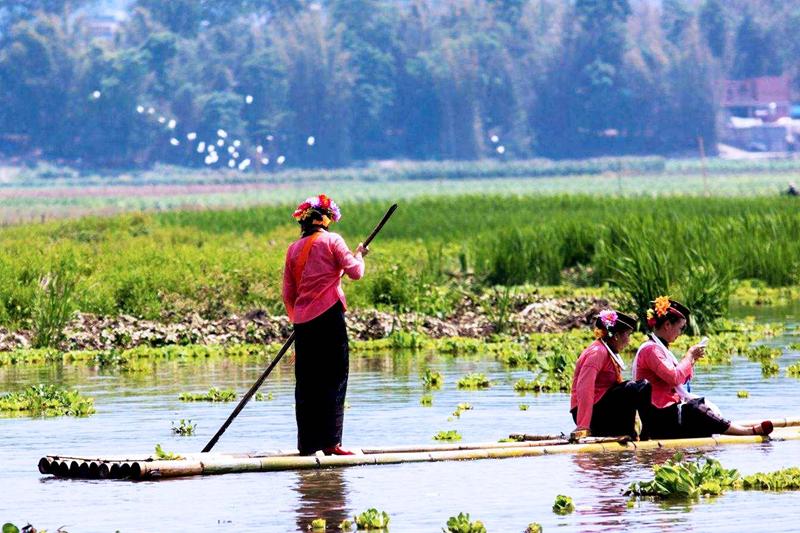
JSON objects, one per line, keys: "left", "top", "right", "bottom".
{"left": 594, "top": 311, "right": 637, "bottom": 337}
{"left": 299, "top": 209, "right": 330, "bottom": 237}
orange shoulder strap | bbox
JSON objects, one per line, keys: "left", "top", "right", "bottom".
{"left": 293, "top": 232, "right": 322, "bottom": 286}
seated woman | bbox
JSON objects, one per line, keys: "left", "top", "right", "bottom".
{"left": 570, "top": 310, "right": 650, "bottom": 440}
{"left": 634, "top": 296, "right": 773, "bottom": 439}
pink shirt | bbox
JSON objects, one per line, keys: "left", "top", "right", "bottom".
{"left": 570, "top": 340, "right": 620, "bottom": 430}
{"left": 282, "top": 231, "right": 364, "bottom": 324}
{"left": 634, "top": 342, "right": 694, "bottom": 409}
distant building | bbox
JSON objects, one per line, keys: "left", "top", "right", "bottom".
{"left": 720, "top": 75, "right": 792, "bottom": 122}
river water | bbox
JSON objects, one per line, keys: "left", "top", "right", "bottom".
{"left": 2, "top": 316, "right": 800, "bottom": 532}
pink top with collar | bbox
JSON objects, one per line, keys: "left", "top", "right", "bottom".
{"left": 282, "top": 231, "right": 364, "bottom": 324}
{"left": 570, "top": 340, "right": 620, "bottom": 430}
{"left": 634, "top": 341, "right": 694, "bottom": 409}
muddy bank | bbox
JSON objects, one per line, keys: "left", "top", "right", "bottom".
{"left": 0, "top": 295, "right": 610, "bottom": 352}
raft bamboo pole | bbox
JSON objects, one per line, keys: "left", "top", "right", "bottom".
{"left": 40, "top": 425, "right": 800, "bottom": 481}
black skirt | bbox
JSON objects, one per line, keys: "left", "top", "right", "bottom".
{"left": 640, "top": 397, "right": 730, "bottom": 440}
{"left": 294, "top": 302, "right": 349, "bottom": 455}
{"left": 571, "top": 380, "right": 651, "bottom": 438}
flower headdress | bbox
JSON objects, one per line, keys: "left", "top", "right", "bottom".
{"left": 593, "top": 309, "right": 618, "bottom": 339}
{"left": 292, "top": 194, "right": 341, "bottom": 224}
{"left": 646, "top": 295, "right": 673, "bottom": 329}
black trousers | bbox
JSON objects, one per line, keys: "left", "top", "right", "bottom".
{"left": 571, "top": 380, "right": 652, "bottom": 438}
{"left": 639, "top": 397, "right": 731, "bottom": 440}
{"left": 294, "top": 302, "right": 349, "bottom": 455}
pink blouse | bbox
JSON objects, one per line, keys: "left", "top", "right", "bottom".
{"left": 570, "top": 340, "right": 621, "bottom": 430}
{"left": 634, "top": 342, "right": 694, "bottom": 409}
{"left": 282, "top": 231, "right": 364, "bottom": 324}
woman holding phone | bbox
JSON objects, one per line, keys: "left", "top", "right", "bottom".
{"left": 633, "top": 297, "right": 773, "bottom": 439}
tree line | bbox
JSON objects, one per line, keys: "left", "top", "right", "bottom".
{"left": 0, "top": 0, "right": 797, "bottom": 169}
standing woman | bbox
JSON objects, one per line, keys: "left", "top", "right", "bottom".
{"left": 283, "top": 194, "right": 368, "bottom": 456}
{"left": 570, "top": 310, "right": 650, "bottom": 440}
{"left": 634, "top": 297, "right": 773, "bottom": 439}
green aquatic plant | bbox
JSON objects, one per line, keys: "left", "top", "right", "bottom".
{"left": 178, "top": 387, "right": 237, "bottom": 402}
{"left": 422, "top": 368, "right": 443, "bottom": 389}
{"left": 254, "top": 392, "right": 273, "bottom": 401}
{"left": 310, "top": 518, "right": 326, "bottom": 530}
{"left": 433, "top": 430, "right": 462, "bottom": 441}
{"left": 353, "top": 508, "right": 390, "bottom": 530}
{"left": 338, "top": 519, "right": 353, "bottom": 531}
{"left": 519, "top": 404, "right": 530, "bottom": 411}
{"left": 526, "top": 523, "right": 543, "bottom": 533}
{"left": 746, "top": 345, "right": 782, "bottom": 361}
{"left": 420, "top": 394, "right": 433, "bottom": 406}
{"left": 443, "top": 512, "right": 486, "bottom": 533}
{"left": 740, "top": 467, "right": 800, "bottom": 490}
{"left": 0, "top": 384, "right": 95, "bottom": 417}
{"left": 737, "top": 390, "right": 749, "bottom": 398}
{"left": 626, "top": 453, "right": 739, "bottom": 499}
{"left": 786, "top": 363, "right": 800, "bottom": 377}
{"left": 457, "top": 373, "right": 491, "bottom": 389}
{"left": 452, "top": 403, "right": 473, "bottom": 417}
{"left": 31, "top": 266, "right": 79, "bottom": 349}
{"left": 171, "top": 419, "right": 197, "bottom": 436}
{"left": 552, "top": 494, "right": 575, "bottom": 514}
{"left": 761, "top": 360, "right": 780, "bottom": 378}
{"left": 154, "top": 444, "right": 183, "bottom": 460}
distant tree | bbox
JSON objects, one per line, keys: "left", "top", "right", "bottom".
{"left": 661, "top": 0, "right": 692, "bottom": 45}
{"left": 732, "top": 12, "right": 781, "bottom": 78}
{"left": 698, "top": 0, "right": 726, "bottom": 58}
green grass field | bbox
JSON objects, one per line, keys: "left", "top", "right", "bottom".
{"left": 2, "top": 194, "right": 799, "bottom": 330}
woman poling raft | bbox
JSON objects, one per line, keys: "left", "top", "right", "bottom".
{"left": 283, "top": 194, "right": 369, "bottom": 456}
{"left": 569, "top": 310, "right": 650, "bottom": 440}
{"left": 634, "top": 296, "right": 773, "bottom": 439}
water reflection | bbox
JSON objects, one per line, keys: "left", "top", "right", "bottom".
{"left": 293, "top": 469, "right": 349, "bottom": 532}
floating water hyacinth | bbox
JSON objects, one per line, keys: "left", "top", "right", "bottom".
{"left": 256, "top": 145, "right": 263, "bottom": 153}
{"left": 91, "top": 90, "right": 101, "bottom": 99}
{"left": 187, "top": 132, "right": 197, "bottom": 140}
{"left": 307, "top": 136, "right": 316, "bottom": 146}
{"left": 277, "top": 155, "right": 286, "bottom": 165}
{"left": 490, "top": 134, "right": 499, "bottom": 143}
{"left": 245, "top": 94, "right": 253, "bottom": 104}
{"left": 196, "top": 141, "right": 206, "bottom": 153}
{"left": 136, "top": 105, "right": 145, "bottom": 113}
{"left": 497, "top": 145, "right": 506, "bottom": 154}
{"left": 167, "top": 119, "right": 177, "bottom": 129}
{"left": 169, "top": 138, "right": 180, "bottom": 146}
{"left": 217, "top": 129, "right": 228, "bottom": 138}
{"left": 233, "top": 140, "right": 241, "bottom": 148}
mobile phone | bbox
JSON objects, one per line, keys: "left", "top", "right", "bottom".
{"left": 697, "top": 336, "right": 709, "bottom": 347}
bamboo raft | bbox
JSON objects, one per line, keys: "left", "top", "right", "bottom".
{"left": 38, "top": 417, "right": 800, "bottom": 481}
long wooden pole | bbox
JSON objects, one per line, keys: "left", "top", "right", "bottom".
{"left": 202, "top": 204, "right": 399, "bottom": 452}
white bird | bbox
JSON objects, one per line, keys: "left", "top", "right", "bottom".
{"left": 307, "top": 136, "right": 316, "bottom": 146}
{"left": 228, "top": 159, "right": 236, "bottom": 168}
{"left": 169, "top": 138, "right": 180, "bottom": 146}
{"left": 256, "top": 145, "right": 263, "bottom": 153}
{"left": 490, "top": 135, "right": 499, "bottom": 144}
{"left": 261, "top": 157, "right": 269, "bottom": 165}
{"left": 91, "top": 90, "right": 101, "bottom": 99}
{"left": 217, "top": 129, "right": 228, "bottom": 138}
{"left": 227, "top": 146, "right": 236, "bottom": 154}
{"left": 197, "top": 141, "right": 206, "bottom": 153}
{"left": 245, "top": 95, "right": 254, "bottom": 104}
{"left": 238, "top": 158, "right": 251, "bottom": 170}
{"left": 158, "top": 116, "right": 166, "bottom": 124}
{"left": 277, "top": 155, "right": 286, "bottom": 165}
{"left": 167, "top": 119, "right": 177, "bottom": 129}
{"left": 266, "top": 135, "right": 274, "bottom": 141}
{"left": 233, "top": 140, "right": 241, "bottom": 148}
{"left": 147, "top": 107, "right": 155, "bottom": 114}
{"left": 496, "top": 145, "right": 506, "bottom": 154}
{"left": 136, "top": 105, "right": 145, "bottom": 113}
{"left": 187, "top": 132, "right": 197, "bottom": 141}
{"left": 217, "top": 139, "right": 225, "bottom": 147}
